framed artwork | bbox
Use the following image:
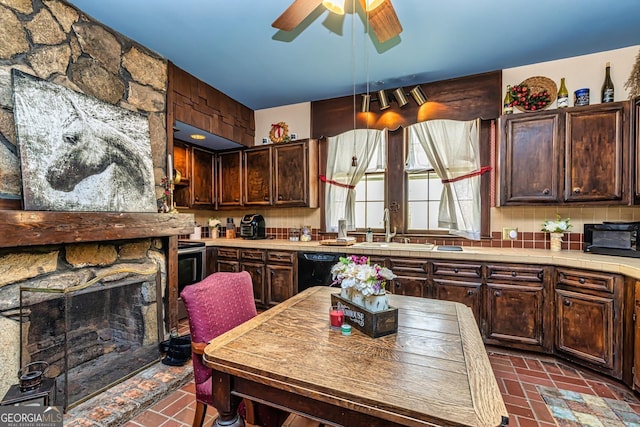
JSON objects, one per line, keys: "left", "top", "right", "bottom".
{"left": 12, "top": 70, "right": 157, "bottom": 212}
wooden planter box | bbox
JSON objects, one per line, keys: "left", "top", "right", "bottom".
{"left": 331, "top": 293, "right": 398, "bottom": 338}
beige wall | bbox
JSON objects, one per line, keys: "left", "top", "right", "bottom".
{"left": 243, "top": 46, "right": 640, "bottom": 236}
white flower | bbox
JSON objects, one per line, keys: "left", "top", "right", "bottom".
{"left": 331, "top": 256, "right": 396, "bottom": 296}
{"left": 541, "top": 215, "right": 571, "bottom": 234}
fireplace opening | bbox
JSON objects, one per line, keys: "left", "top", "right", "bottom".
{"left": 20, "top": 273, "right": 162, "bottom": 409}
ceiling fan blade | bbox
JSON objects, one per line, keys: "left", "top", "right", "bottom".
{"left": 360, "top": 0, "right": 403, "bottom": 43}
{"left": 272, "top": 0, "right": 324, "bottom": 31}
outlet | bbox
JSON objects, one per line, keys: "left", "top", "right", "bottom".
{"left": 262, "top": 137, "right": 269, "bottom": 144}
{"left": 502, "top": 227, "right": 518, "bottom": 240}
{"left": 290, "top": 133, "right": 297, "bottom": 140}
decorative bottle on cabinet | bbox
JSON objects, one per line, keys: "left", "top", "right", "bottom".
{"left": 557, "top": 78, "right": 569, "bottom": 108}
{"left": 503, "top": 86, "right": 513, "bottom": 115}
{"left": 601, "top": 62, "right": 614, "bottom": 103}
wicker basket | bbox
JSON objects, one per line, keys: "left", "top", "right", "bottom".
{"left": 515, "top": 76, "right": 557, "bottom": 112}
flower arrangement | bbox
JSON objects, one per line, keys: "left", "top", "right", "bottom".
{"left": 331, "top": 255, "right": 396, "bottom": 296}
{"left": 208, "top": 217, "right": 222, "bottom": 229}
{"left": 509, "top": 84, "right": 551, "bottom": 111}
{"left": 541, "top": 215, "right": 572, "bottom": 234}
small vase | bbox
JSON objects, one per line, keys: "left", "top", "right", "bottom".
{"left": 340, "top": 286, "right": 351, "bottom": 301}
{"left": 350, "top": 289, "right": 365, "bottom": 308}
{"left": 550, "top": 232, "right": 564, "bottom": 252}
{"left": 211, "top": 228, "right": 219, "bottom": 239}
{"left": 363, "top": 293, "right": 389, "bottom": 313}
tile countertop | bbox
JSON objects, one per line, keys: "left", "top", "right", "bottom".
{"left": 197, "top": 238, "right": 640, "bottom": 280}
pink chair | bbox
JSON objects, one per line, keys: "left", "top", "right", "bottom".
{"left": 180, "top": 271, "right": 289, "bottom": 427}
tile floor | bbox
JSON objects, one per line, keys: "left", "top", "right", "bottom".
{"left": 118, "top": 321, "right": 640, "bottom": 427}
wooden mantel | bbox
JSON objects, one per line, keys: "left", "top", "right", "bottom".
{"left": 0, "top": 211, "right": 195, "bottom": 248}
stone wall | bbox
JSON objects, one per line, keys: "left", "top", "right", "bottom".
{"left": 0, "top": 238, "right": 167, "bottom": 398}
{"left": 0, "top": 0, "right": 169, "bottom": 204}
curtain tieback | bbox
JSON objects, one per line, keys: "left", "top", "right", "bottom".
{"left": 441, "top": 166, "right": 492, "bottom": 184}
{"left": 319, "top": 175, "right": 356, "bottom": 189}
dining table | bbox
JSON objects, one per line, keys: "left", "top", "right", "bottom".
{"left": 203, "top": 286, "right": 509, "bottom": 427}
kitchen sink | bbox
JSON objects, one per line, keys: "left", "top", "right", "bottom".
{"left": 353, "top": 242, "right": 436, "bottom": 251}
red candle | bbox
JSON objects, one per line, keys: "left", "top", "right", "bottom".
{"left": 329, "top": 307, "right": 344, "bottom": 330}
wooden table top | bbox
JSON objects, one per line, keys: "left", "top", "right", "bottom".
{"left": 203, "top": 286, "right": 509, "bottom": 427}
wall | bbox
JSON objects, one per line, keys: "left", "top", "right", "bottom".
{"left": 242, "top": 46, "right": 640, "bottom": 245}
{"left": 254, "top": 102, "right": 311, "bottom": 145}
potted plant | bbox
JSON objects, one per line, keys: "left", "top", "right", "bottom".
{"left": 208, "top": 217, "right": 222, "bottom": 239}
{"left": 542, "top": 215, "right": 572, "bottom": 251}
{"left": 330, "top": 255, "right": 396, "bottom": 312}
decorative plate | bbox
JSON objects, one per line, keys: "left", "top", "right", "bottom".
{"left": 511, "top": 76, "right": 557, "bottom": 112}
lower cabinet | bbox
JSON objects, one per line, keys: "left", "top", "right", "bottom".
{"left": 266, "top": 250, "right": 296, "bottom": 306}
{"left": 432, "top": 261, "right": 482, "bottom": 328}
{"left": 484, "top": 264, "right": 552, "bottom": 353}
{"left": 555, "top": 268, "right": 623, "bottom": 379}
{"left": 386, "top": 257, "right": 429, "bottom": 297}
{"left": 216, "top": 247, "right": 240, "bottom": 272}
{"left": 240, "top": 249, "right": 266, "bottom": 306}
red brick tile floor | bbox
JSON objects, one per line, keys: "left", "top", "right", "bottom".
{"left": 76, "top": 319, "right": 640, "bottom": 427}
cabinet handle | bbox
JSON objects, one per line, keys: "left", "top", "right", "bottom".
{"left": 511, "top": 271, "right": 517, "bottom": 277}
{"left": 563, "top": 299, "right": 572, "bottom": 307}
{"left": 453, "top": 268, "right": 459, "bottom": 273}
{"left": 256, "top": 270, "right": 262, "bottom": 275}
{"left": 264, "top": 196, "right": 269, "bottom": 201}
{"left": 234, "top": 198, "right": 239, "bottom": 202}
{"left": 494, "top": 290, "right": 501, "bottom": 297}
{"left": 395, "top": 281, "right": 400, "bottom": 288}
{"left": 467, "top": 289, "right": 474, "bottom": 296}
{"left": 579, "top": 277, "right": 586, "bottom": 284}
{"left": 537, "top": 271, "right": 544, "bottom": 280}
{"left": 542, "top": 188, "right": 550, "bottom": 195}
{"left": 232, "top": 265, "right": 237, "bottom": 272}
{"left": 195, "top": 196, "right": 199, "bottom": 202}
{"left": 573, "top": 187, "right": 582, "bottom": 194}
{"left": 278, "top": 195, "right": 283, "bottom": 200}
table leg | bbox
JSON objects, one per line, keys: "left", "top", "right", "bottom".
{"left": 212, "top": 370, "right": 245, "bottom": 427}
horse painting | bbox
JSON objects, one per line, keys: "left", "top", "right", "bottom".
{"left": 12, "top": 70, "right": 157, "bottom": 212}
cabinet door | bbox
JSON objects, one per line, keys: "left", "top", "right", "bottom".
{"left": 485, "top": 282, "right": 544, "bottom": 349}
{"left": 267, "top": 264, "right": 294, "bottom": 306}
{"left": 241, "top": 261, "right": 266, "bottom": 306}
{"left": 500, "top": 112, "right": 561, "bottom": 204}
{"left": 216, "top": 260, "right": 239, "bottom": 273}
{"left": 191, "top": 147, "right": 215, "bottom": 209}
{"left": 244, "top": 147, "right": 272, "bottom": 205}
{"left": 218, "top": 151, "right": 243, "bottom": 207}
{"left": 555, "top": 288, "right": 615, "bottom": 371}
{"left": 564, "top": 102, "right": 628, "bottom": 203}
{"left": 433, "top": 278, "right": 482, "bottom": 327}
{"left": 387, "top": 258, "right": 429, "bottom": 297}
{"left": 274, "top": 142, "right": 307, "bottom": 206}
{"left": 173, "top": 141, "right": 191, "bottom": 181}
{"left": 634, "top": 281, "right": 640, "bottom": 390}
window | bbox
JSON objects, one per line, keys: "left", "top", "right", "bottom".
{"left": 406, "top": 171, "right": 444, "bottom": 231}
{"left": 355, "top": 171, "right": 385, "bottom": 229}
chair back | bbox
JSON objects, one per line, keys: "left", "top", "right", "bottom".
{"left": 180, "top": 271, "right": 257, "bottom": 401}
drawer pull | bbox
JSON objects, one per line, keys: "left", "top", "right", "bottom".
{"left": 573, "top": 187, "right": 582, "bottom": 194}
{"left": 563, "top": 299, "right": 572, "bottom": 307}
{"left": 537, "top": 271, "right": 544, "bottom": 280}
{"left": 467, "top": 289, "right": 474, "bottom": 296}
{"left": 494, "top": 290, "right": 501, "bottom": 297}
{"left": 542, "top": 188, "right": 550, "bottom": 195}
{"left": 579, "top": 277, "right": 586, "bottom": 284}
{"left": 453, "top": 268, "right": 459, "bottom": 273}
{"left": 395, "top": 281, "right": 401, "bottom": 289}
{"left": 511, "top": 271, "right": 517, "bottom": 277}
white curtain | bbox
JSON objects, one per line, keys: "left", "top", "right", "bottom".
{"left": 324, "top": 129, "right": 386, "bottom": 232}
{"left": 407, "top": 119, "right": 483, "bottom": 240}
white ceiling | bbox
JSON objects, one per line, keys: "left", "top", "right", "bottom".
{"left": 68, "top": 0, "right": 640, "bottom": 111}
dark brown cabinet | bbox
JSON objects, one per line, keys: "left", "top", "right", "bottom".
{"left": 266, "top": 250, "right": 296, "bottom": 306}
{"left": 274, "top": 141, "right": 316, "bottom": 207}
{"left": 191, "top": 147, "right": 215, "bottom": 209}
{"left": 216, "top": 247, "right": 240, "bottom": 273}
{"left": 555, "top": 268, "right": 623, "bottom": 379}
{"left": 484, "top": 264, "right": 551, "bottom": 352}
{"left": 432, "top": 261, "right": 482, "bottom": 327}
{"left": 218, "top": 150, "right": 243, "bottom": 207}
{"left": 386, "top": 257, "right": 429, "bottom": 297}
{"left": 240, "top": 249, "right": 266, "bottom": 306}
{"left": 634, "top": 280, "right": 640, "bottom": 390}
{"left": 500, "top": 101, "right": 631, "bottom": 206}
{"left": 500, "top": 111, "right": 561, "bottom": 204}
{"left": 244, "top": 147, "right": 272, "bottom": 205}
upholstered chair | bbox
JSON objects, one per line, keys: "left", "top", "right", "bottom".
{"left": 180, "top": 271, "right": 290, "bottom": 427}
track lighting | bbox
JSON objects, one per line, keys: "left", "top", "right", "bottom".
{"left": 361, "top": 94, "right": 371, "bottom": 113}
{"left": 392, "top": 87, "right": 409, "bottom": 107}
{"left": 409, "top": 85, "right": 428, "bottom": 106}
{"left": 377, "top": 89, "right": 390, "bottom": 110}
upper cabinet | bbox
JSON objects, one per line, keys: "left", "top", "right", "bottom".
{"left": 173, "top": 142, "right": 215, "bottom": 210}
{"left": 244, "top": 146, "right": 273, "bottom": 205}
{"left": 218, "top": 150, "right": 243, "bottom": 208}
{"left": 500, "top": 101, "right": 631, "bottom": 206}
{"left": 274, "top": 141, "right": 317, "bottom": 207}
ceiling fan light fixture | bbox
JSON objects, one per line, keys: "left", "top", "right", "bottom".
{"left": 361, "top": 94, "right": 371, "bottom": 113}
{"left": 190, "top": 133, "right": 206, "bottom": 140}
{"left": 365, "top": 0, "right": 385, "bottom": 11}
{"left": 409, "top": 85, "right": 428, "bottom": 106}
{"left": 378, "top": 89, "right": 391, "bottom": 110}
{"left": 322, "top": 0, "right": 345, "bottom": 15}
{"left": 393, "top": 87, "right": 409, "bottom": 107}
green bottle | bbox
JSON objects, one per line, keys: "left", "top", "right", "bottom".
{"left": 503, "top": 86, "right": 513, "bottom": 115}
{"left": 601, "top": 62, "right": 614, "bottom": 103}
{"left": 557, "top": 78, "right": 569, "bottom": 108}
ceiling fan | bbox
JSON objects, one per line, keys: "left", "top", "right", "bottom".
{"left": 272, "top": 0, "right": 403, "bottom": 43}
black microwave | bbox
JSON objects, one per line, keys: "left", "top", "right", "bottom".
{"left": 584, "top": 222, "right": 640, "bottom": 258}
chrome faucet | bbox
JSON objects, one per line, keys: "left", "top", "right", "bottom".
{"left": 384, "top": 208, "right": 397, "bottom": 242}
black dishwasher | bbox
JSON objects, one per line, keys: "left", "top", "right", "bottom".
{"left": 297, "top": 252, "right": 345, "bottom": 292}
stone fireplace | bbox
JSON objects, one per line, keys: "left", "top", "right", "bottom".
{"left": 0, "top": 236, "right": 169, "bottom": 408}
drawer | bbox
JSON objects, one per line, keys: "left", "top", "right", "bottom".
{"left": 432, "top": 261, "right": 481, "bottom": 279}
{"left": 267, "top": 250, "right": 295, "bottom": 264}
{"left": 217, "top": 247, "right": 239, "bottom": 259}
{"left": 387, "top": 258, "right": 428, "bottom": 275}
{"left": 556, "top": 268, "right": 619, "bottom": 294}
{"left": 486, "top": 263, "right": 545, "bottom": 282}
{"left": 240, "top": 249, "right": 266, "bottom": 262}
